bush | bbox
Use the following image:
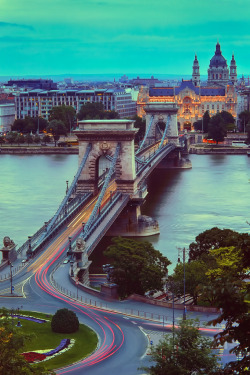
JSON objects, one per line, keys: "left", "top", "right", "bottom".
{"left": 51, "top": 308, "right": 79, "bottom": 333}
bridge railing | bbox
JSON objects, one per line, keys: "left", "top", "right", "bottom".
{"left": 84, "top": 192, "right": 130, "bottom": 255}
{"left": 136, "top": 143, "right": 176, "bottom": 176}
{"left": 16, "top": 192, "right": 92, "bottom": 259}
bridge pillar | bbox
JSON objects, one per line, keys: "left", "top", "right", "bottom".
{"left": 144, "top": 102, "right": 179, "bottom": 146}
{"left": 75, "top": 120, "right": 138, "bottom": 194}
{"left": 107, "top": 201, "right": 160, "bottom": 237}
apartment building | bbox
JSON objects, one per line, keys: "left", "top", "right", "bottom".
{"left": 14, "top": 88, "right": 137, "bottom": 120}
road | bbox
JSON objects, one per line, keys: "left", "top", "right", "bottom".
{"left": 0, "top": 173, "right": 238, "bottom": 374}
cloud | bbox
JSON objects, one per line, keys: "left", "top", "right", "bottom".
{"left": 0, "top": 21, "right": 34, "bottom": 31}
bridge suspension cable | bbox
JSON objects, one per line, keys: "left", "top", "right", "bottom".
{"left": 45, "top": 143, "right": 92, "bottom": 235}
{"left": 136, "top": 115, "right": 154, "bottom": 154}
{"left": 158, "top": 115, "right": 170, "bottom": 149}
{"left": 83, "top": 142, "right": 121, "bottom": 237}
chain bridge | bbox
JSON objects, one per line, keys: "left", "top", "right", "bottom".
{"left": 15, "top": 102, "right": 190, "bottom": 265}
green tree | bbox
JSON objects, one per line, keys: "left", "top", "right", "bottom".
{"left": 51, "top": 308, "right": 79, "bottom": 334}
{"left": 0, "top": 308, "right": 52, "bottom": 374}
{"left": 104, "top": 237, "right": 170, "bottom": 299}
{"left": 77, "top": 102, "right": 119, "bottom": 121}
{"left": 220, "top": 110, "right": 235, "bottom": 125}
{"left": 169, "top": 259, "right": 210, "bottom": 305}
{"left": 42, "top": 134, "right": 51, "bottom": 145}
{"left": 49, "top": 105, "right": 76, "bottom": 132}
{"left": 246, "top": 124, "right": 250, "bottom": 144}
{"left": 16, "top": 133, "right": 25, "bottom": 145}
{"left": 207, "top": 246, "right": 250, "bottom": 373}
{"left": 5, "top": 131, "right": 17, "bottom": 144}
{"left": 142, "top": 319, "right": 218, "bottom": 375}
{"left": 33, "top": 117, "right": 48, "bottom": 133}
{"left": 203, "top": 110, "right": 211, "bottom": 133}
{"left": 132, "top": 115, "right": 146, "bottom": 144}
{"left": 25, "top": 133, "right": 34, "bottom": 146}
{"left": 47, "top": 120, "right": 67, "bottom": 146}
{"left": 193, "top": 119, "right": 203, "bottom": 131}
{"left": 0, "top": 135, "right": 5, "bottom": 145}
{"left": 239, "top": 110, "right": 250, "bottom": 133}
{"left": 33, "top": 134, "right": 41, "bottom": 144}
{"left": 12, "top": 119, "right": 27, "bottom": 133}
{"left": 208, "top": 114, "right": 227, "bottom": 144}
{"left": 188, "top": 227, "right": 246, "bottom": 261}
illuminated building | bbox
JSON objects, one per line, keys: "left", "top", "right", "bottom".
{"left": 137, "top": 42, "right": 237, "bottom": 131}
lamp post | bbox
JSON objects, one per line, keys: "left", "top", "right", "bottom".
{"left": 178, "top": 248, "right": 187, "bottom": 320}
{"left": 9, "top": 262, "right": 13, "bottom": 294}
{"left": 16, "top": 306, "right": 22, "bottom": 327}
{"left": 66, "top": 180, "right": 69, "bottom": 194}
{"left": 70, "top": 259, "right": 74, "bottom": 277}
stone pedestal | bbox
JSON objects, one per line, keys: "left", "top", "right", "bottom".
{"left": 101, "top": 282, "right": 118, "bottom": 299}
{"left": 0, "top": 236, "right": 17, "bottom": 264}
{"left": 107, "top": 203, "right": 160, "bottom": 237}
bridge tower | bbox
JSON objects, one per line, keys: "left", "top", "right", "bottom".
{"left": 75, "top": 119, "right": 138, "bottom": 194}
{"left": 144, "top": 102, "right": 179, "bottom": 146}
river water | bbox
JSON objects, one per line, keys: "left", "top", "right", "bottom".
{"left": 0, "top": 154, "right": 249, "bottom": 270}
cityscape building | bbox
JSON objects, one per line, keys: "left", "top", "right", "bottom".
{"left": 137, "top": 42, "right": 238, "bottom": 131}
{"left": 14, "top": 88, "right": 137, "bottom": 120}
{"left": 6, "top": 78, "right": 57, "bottom": 90}
{"left": 0, "top": 102, "right": 15, "bottom": 132}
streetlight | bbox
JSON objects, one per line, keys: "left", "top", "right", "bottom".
{"left": 70, "top": 259, "right": 74, "bottom": 277}
{"left": 9, "top": 262, "right": 13, "bottom": 295}
{"left": 178, "top": 248, "right": 187, "bottom": 320}
{"left": 66, "top": 180, "right": 69, "bottom": 194}
{"left": 16, "top": 306, "right": 22, "bottom": 327}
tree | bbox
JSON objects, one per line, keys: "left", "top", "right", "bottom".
{"left": 77, "top": 102, "right": 119, "bottom": 121}
{"left": 5, "top": 131, "right": 17, "bottom": 144}
{"left": 206, "top": 246, "right": 250, "bottom": 373}
{"left": 16, "top": 133, "right": 25, "bottom": 145}
{"left": 12, "top": 119, "right": 27, "bottom": 133}
{"left": 0, "top": 307, "right": 51, "bottom": 374}
{"left": 49, "top": 105, "right": 76, "bottom": 132}
{"left": 132, "top": 115, "right": 146, "bottom": 144}
{"left": 220, "top": 110, "right": 235, "bottom": 125}
{"left": 104, "top": 237, "right": 170, "bottom": 299}
{"left": 203, "top": 110, "right": 211, "bottom": 133}
{"left": 25, "top": 134, "right": 34, "bottom": 146}
{"left": 239, "top": 110, "right": 250, "bottom": 133}
{"left": 51, "top": 308, "right": 79, "bottom": 333}
{"left": 142, "top": 319, "right": 219, "bottom": 375}
{"left": 169, "top": 259, "right": 209, "bottom": 305}
{"left": 33, "top": 134, "right": 41, "bottom": 144}
{"left": 0, "top": 135, "right": 5, "bottom": 146}
{"left": 207, "top": 114, "right": 227, "bottom": 144}
{"left": 47, "top": 120, "right": 67, "bottom": 146}
{"left": 42, "top": 134, "right": 51, "bottom": 145}
{"left": 193, "top": 119, "right": 203, "bottom": 131}
{"left": 188, "top": 227, "right": 246, "bottom": 261}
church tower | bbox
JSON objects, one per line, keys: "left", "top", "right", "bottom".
{"left": 229, "top": 53, "right": 237, "bottom": 85}
{"left": 207, "top": 42, "right": 229, "bottom": 86}
{"left": 192, "top": 54, "right": 200, "bottom": 87}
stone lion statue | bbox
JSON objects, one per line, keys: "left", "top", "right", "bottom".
{"left": 75, "top": 237, "right": 86, "bottom": 252}
{"left": 3, "top": 236, "right": 15, "bottom": 249}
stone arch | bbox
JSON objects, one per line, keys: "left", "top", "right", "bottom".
{"left": 75, "top": 119, "right": 137, "bottom": 194}
{"left": 144, "top": 102, "right": 179, "bottom": 146}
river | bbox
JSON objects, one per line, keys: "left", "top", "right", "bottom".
{"left": 0, "top": 154, "right": 249, "bottom": 270}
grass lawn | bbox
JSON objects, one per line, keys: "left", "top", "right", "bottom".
{"left": 15, "top": 310, "right": 98, "bottom": 371}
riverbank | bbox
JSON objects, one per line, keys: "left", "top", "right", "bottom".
{"left": 0, "top": 146, "right": 78, "bottom": 154}
{"left": 189, "top": 145, "right": 250, "bottom": 154}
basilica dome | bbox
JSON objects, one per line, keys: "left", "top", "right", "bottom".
{"left": 209, "top": 42, "right": 227, "bottom": 68}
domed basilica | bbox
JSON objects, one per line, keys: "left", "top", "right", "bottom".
{"left": 137, "top": 42, "right": 237, "bottom": 131}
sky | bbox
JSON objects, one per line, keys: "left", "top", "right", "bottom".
{"left": 1, "top": 0, "right": 250, "bottom": 78}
